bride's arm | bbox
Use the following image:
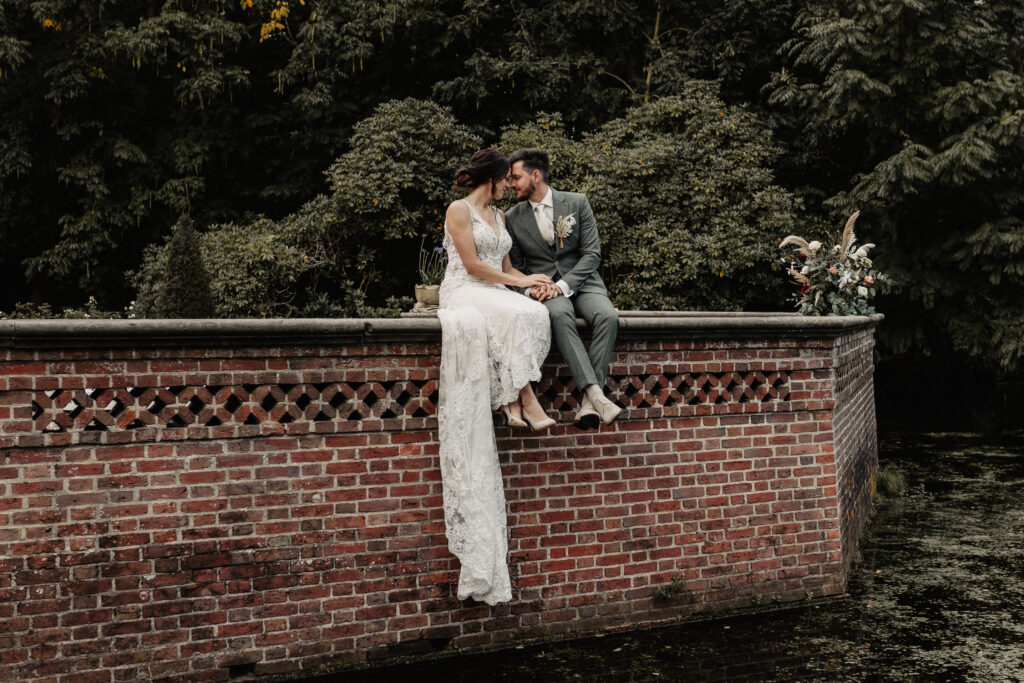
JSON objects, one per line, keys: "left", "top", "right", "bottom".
{"left": 446, "top": 202, "right": 551, "bottom": 289}
{"left": 501, "top": 254, "right": 528, "bottom": 279}
{"left": 502, "top": 254, "right": 557, "bottom": 300}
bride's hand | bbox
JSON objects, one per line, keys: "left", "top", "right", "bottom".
{"left": 520, "top": 273, "right": 553, "bottom": 288}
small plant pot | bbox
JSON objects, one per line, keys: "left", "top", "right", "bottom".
{"left": 414, "top": 284, "right": 440, "bottom": 306}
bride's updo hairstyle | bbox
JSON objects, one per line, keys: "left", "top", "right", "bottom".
{"left": 452, "top": 149, "right": 510, "bottom": 191}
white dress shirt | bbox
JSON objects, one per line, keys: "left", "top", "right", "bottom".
{"left": 528, "top": 188, "right": 573, "bottom": 297}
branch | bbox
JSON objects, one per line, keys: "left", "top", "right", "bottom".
{"left": 600, "top": 70, "right": 637, "bottom": 95}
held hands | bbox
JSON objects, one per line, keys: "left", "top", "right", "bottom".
{"left": 529, "top": 282, "right": 562, "bottom": 302}
{"left": 521, "top": 273, "right": 553, "bottom": 290}
{"left": 518, "top": 273, "right": 559, "bottom": 301}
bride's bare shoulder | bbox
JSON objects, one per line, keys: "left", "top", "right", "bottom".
{"left": 445, "top": 200, "right": 471, "bottom": 224}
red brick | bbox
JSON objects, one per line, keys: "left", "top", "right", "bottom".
{"left": 0, "top": 326, "right": 879, "bottom": 680}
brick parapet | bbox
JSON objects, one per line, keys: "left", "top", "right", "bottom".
{"left": 0, "top": 313, "right": 880, "bottom": 682}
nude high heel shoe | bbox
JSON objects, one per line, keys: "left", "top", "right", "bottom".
{"left": 521, "top": 410, "right": 556, "bottom": 432}
{"left": 500, "top": 404, "right": 528, "bottom": 428}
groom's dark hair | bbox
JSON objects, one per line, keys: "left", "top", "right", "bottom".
{"left": 509, "top": 148, "right": 550, "bottom": 183}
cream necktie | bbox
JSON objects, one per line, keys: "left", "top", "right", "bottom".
{"left": 534, "top": 203, "right": 555, "bottom": 246}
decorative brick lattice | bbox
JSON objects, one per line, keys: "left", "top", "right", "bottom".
{"left": 537, "top": 369, "right": 790, "bottom": 414}
{"left": 27, "top": 370, "right": 789, "bottom": 433}
{"left": 30, "top": 381, "right": 439, "bottom": 433}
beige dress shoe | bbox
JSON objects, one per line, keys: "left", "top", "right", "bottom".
{"left": 574, "top": 395, "right": 601, "bottom": 430}
{"left": 591, "top": 392, "right": 622, "bottom": 424}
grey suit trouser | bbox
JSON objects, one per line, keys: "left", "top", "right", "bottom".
{"left": 543, "top": 292, "right": 618, "bottom": 390}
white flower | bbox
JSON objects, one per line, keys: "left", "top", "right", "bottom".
{"left": 808, "top": 240, "right": 822, "bottom": 252}
{"left": 800, "top": 266, "right": 810, "bottom": 275}
{"left": 857, "top": 286, "right": 868, "bottom": 297}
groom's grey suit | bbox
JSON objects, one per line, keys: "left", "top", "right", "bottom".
{"left": 505, "top": 189, "right": 618, "bottom": 392}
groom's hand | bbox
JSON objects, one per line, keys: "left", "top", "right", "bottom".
{"left": 530, "top": 283, "right": 561, "bottom": 301}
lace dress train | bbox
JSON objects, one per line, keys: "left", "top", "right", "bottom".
{"left": 436, "top": 201, "right": 550, "bottom": 604}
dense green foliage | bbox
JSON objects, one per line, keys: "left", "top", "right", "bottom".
{"left": 133, "top": 97, "right": 472, "bottom": 317}
{"left": 3, "top": 0, "right": 1024, "bottom": 389}
{"left": 765, "top": 0, "right": 1024, "bottom": 369}
{"left": 0, "top": 0, "right": 801, "bottom": 308}
{"left": 501, "top": 86, "right": 799, "bottom": 311}
{"left": 130, "top": 92, "right": 795, "bottom": 315}
{"left": 156, "top": 216, "right": 215, "bottom": 318}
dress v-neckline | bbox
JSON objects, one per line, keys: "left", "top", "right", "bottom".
{"left": 463, "top": 199, "right": 502, "bottom": 240}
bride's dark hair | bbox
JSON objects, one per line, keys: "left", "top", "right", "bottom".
{"left": 452, "top": 149, "right": 510, "bottom": 190}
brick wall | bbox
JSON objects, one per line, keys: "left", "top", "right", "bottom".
{"left": 0, "top": 314, "right": 880, "bottom": 682}
{"left": 831, "top": 328, "right": 880, "bottom": 578}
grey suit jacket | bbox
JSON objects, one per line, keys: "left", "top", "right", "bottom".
{"left": 505, "top": 189, "right": 607, "bottom": 295}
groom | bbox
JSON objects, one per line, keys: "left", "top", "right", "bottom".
{"left": 505, "top": 148, "right": 621, "bottom": 429}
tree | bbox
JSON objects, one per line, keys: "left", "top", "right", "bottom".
{"left": 0, "top": 1, "right": 253, "bottom": 305}
{"left": 0, "top": 1, "right": 467, "bottom": 309}
{"left": 501, "top": 83, "right": 800, "bottom": 312}
{"left": 134, "top": 97, "right": 478, "bottom": 318}
{"left": 765, "top": 0, "right": 1024, "bottom": 372}
{"left": 317, "top": 97, "right": 482, "bottom": 298}
{"left": 428, "top": 0, "right": 806, "bottom": 133}
{"left": 154, "top": 216, "right": 215, "bottom": 318}
{"left": 1, "top": 0, "right": 804, "bottom": 312}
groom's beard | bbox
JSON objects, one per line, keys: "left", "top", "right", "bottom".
{"left": 514, "top": 179, "right": 535, "bottom": 200}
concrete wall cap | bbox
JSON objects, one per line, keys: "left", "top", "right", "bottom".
{"left": 0, "top": 312, "right": 882, "bottom": 349}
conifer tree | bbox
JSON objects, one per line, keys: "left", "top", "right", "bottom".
{"left": 156, "top": 216, "right": 215, "bottom": 318}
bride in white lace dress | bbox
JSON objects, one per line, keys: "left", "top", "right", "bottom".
{"left": 437, "top": 149, "right": 555, "bottom": 605}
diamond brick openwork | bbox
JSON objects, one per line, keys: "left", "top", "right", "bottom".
{"left": 29, "top": 380, "right": 441, "bottom": 434}
{"left": 27, "top": 371, "right": 787, "bottom": 435}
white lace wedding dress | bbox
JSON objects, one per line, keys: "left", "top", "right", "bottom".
{"left": 436, "top": 199, "right": 550, "bottom": 605}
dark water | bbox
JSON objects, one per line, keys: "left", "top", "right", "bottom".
{"left": 304, "top": 433, "right": 1024, "bottom": 682}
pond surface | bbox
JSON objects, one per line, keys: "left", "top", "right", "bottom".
{"left": 307, "top": 433, "right": 1024, "bottom": 682}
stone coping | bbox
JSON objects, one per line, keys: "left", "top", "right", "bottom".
{"left": 0, "top": 312, "right": 883, "bottom": 350}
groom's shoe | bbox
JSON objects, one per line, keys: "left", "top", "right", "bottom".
{"left": 574, "top": 395, "right": 601, "bottom": 430}
{"left": 591, "top": 392, "right": 622, "bottom": 425}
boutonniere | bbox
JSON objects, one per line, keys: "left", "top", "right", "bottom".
{"left": 555, "top": 214, "right": 576, "bottom": 248}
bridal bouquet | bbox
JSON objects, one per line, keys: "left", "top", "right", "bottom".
{"left": 780, "top": 211, "right": 887, "bottom": 316}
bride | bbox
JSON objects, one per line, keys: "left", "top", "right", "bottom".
{"left": 436, "top": 148, "right": 555, "bottom": 605}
